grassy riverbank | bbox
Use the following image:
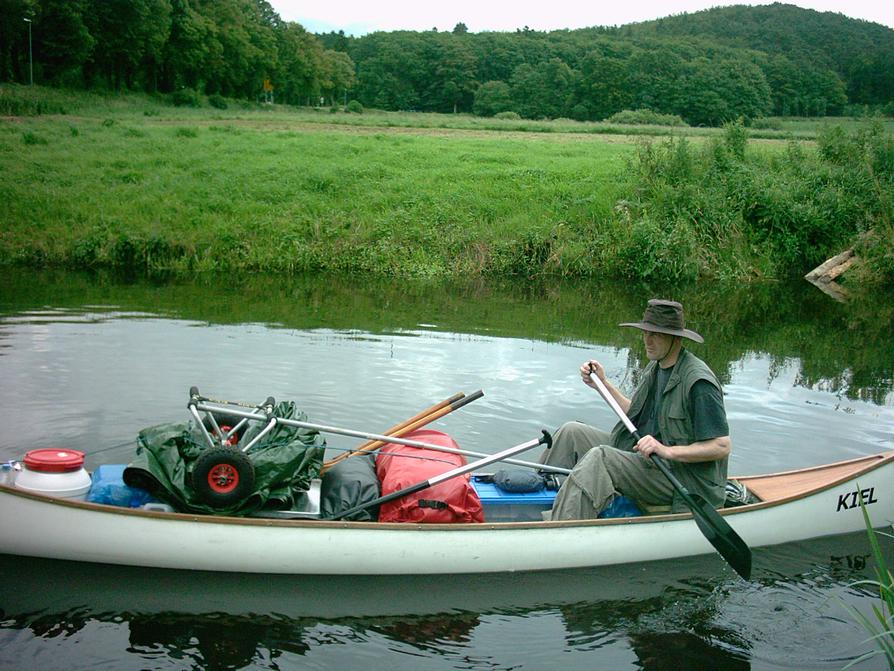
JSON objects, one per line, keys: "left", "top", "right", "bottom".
{"left": 1, "top": 86, "right": 892, "bottom": 283}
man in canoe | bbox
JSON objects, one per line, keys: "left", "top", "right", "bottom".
{"left": 543, "top": 299, "right": 731, "bottom": 520}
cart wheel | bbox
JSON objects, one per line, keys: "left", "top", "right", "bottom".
{"left": 216, "top": 425, "right": 238, "bottom": 447}
{"left": 203, "top": 412, "right": 244, "bottom": 446}
{"left": 192, "top": 447, "right": 255, "bottom": 507}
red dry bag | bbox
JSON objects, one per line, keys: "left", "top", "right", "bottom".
{"left": 375, "top": 429, "right": 484, "bottom": 523}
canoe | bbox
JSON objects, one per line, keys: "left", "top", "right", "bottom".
{"left": 1, "top": 451, "right": 893, "bottom": 575}
{"left": 3, "top": 451, "right": 893, "bottom": 573}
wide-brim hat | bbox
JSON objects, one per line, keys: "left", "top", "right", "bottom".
{"left": 619, "top": 299, "right": 704, "bottom": 343}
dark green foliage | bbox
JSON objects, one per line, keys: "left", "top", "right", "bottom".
{"left": 607, "top": 109, "right": 685, "bottom": 126}
{"left": 625, "top": 3, "right": 893, "bottom": 109}
{"left": 21, "top": 131, "right": 47, "bottom": 145}
{"left": 208, "top": 94, "right": 227, "bottom": 110}
{"left": 341, "top": 6, "right": 889, "bottom": 123}
{"left": 473, "top": 81, "right": 512, "bottom": 117}
{"left": 171, "top": 87, "right": 199, "bottom": 107}
{"left": 618, "top": 122, "right": 894, "bottom": 283}
{"left": 491, "top": 231, "right": 555, "bottom": 276}
{"left": 346, "top": 99, "right": 362, "bottom": 114}
{"left": 816, "top": 123, "right": 894, "bottom": 283}
{"left": 0, "top": 84, "right": 70, "bottom": 115}
{"left": 749, "top": 117, "right": 783, "bottom": 130}
{"left": 2, "top": 3, "right": 891, "bottom": 125}
{"left": 68, "top": 228, "right": 187, "bottom": 270}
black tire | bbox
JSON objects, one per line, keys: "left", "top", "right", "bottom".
{"left": 192, "top": 447, "right": 256, "bottom": 508}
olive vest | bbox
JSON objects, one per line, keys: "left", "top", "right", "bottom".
{"left": 610, "top": 349, "right": 728, "bottom": 512}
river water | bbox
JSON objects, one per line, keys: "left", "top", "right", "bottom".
{"left": 0, "top": 268, "right": 892, "bottom": 670}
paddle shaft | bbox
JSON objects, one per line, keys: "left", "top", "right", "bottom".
{"left": 329, "top": 431, "right": 551, "bottom": 521}
{"left": 587, "top": 370, "right": 752, "bottom": 580}
{"left": 585, "top": 371, "right": 691, "bottom": 495}
{"left": 322, "top": 392, "right": 468, "bottom": 471}
{"left": 333, "top": 390, "right": 483, "bottom": 462}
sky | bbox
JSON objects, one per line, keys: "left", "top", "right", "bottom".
{"left": 268, "top": 1, "right": 894, "bottom": 35}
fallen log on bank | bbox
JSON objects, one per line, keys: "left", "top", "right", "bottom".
{"left": 804, "top": 249, "right": 854, "bottom": 302}
{"left": 805, "top": 249, "right": 855, "bottom": 283}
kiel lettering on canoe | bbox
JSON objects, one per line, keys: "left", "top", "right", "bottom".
{"left": 836, "top": 487, "right": 878, "bottom": 512}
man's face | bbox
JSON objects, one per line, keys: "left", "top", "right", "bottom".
{"left": 642, "top": 330, "right": 674, "bottom": 361}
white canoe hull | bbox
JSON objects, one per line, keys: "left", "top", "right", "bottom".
{"left": 2, "top": 452, "right": 893, "bottom": 575}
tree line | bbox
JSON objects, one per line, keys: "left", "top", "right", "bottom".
{"left": 620, "top": 3, "right": 894, "bottom": 111}
{"left": 2, "top": 1, "right": 892, "bottom": 125}
{"left": 0, "top": 0, "right": 354, "bottom": 105}
{"left": 335, "top": 28, "right": 835, "bottom": 125}
{"left": 327, "top": 4, "right": 894, "bottom": 125}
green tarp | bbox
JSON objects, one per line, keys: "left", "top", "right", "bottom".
{"left": 123, "top": 401, "right": 325, "bottom": 516}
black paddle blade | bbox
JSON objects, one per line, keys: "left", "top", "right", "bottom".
{"left": 690, "top": 495, "right": 752, "bottom": 580}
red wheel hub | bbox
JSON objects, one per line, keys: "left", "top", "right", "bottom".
{"left": 207, "top": 463, "right": 239, "bottom": 493}
{"left": 214, "top": 425, "right": 238, "bottom": 447}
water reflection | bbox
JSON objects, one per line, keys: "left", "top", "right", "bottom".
{"left": 0, "top": 268, "right": 891, "bottom": 405}
{"left": 628, "top": 633, "right": 750, "bottom": 671}
{"left": 127, "top": 613, "right": 312, "bottom": 671}
{"left": 0, "top": 531, "right": 888, "bottom": 670}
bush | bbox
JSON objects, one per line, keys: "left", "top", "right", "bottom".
{"left": 607, "top": 109, "right": 686, "bottom": 126}
{"left": 618, "top": 123, "right": 894, "bottom": 282}
{"left": 615, "top": 215, "right": 700, "bottom": 282}
{"left": 570, "top": 103, "right": 590, "bottom": 121}
{"left": 473, "top": 80, "right": 512, "bottom": 117}
{"left": 0, "top": 84, "right": 71, "bottom": 116}
{"left": 22, "top": 131, "right": 47, "bottom": 145}
{"left": 750, "top": 117, "right": 784, "bottom": 130}
{"left": 346, "top": 100, "right": 363, "bottom": 114}
{"left": 208, "top": 94, "right": 228, "bottom": 110}
{"left": 494, "top": 111, "right": 521, "bottom": 120}
{"left": 171, "top": 88, "right": 200, "bottom": 107}
{"left": 723, "top": 119, "right": 749, "bottom": 160}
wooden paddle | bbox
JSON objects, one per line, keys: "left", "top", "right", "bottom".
{"left": 587, "top": 369, "right": 752, "bottom": 580}
{"left": 327, "top": 430, "right": 552, "bottom": 521}
{"left": 321, "top": 391, "right": 474, "bottom": 473}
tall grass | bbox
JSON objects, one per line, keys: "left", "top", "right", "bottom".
{"left": 614, "top": 121, "right": 894, "bottom": 284}
{"left": 844, "top": 503, "right": 894, "bottom": 669}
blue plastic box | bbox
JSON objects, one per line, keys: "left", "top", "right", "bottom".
{"left": 471, "top": 476, "right": 556, "bottom": 522}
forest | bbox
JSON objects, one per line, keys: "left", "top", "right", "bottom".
{"left": 2, "top": 1, "right": 893, "bottom": 126}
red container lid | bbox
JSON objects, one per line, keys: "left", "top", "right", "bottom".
{"left": 23, "top": 449, "right": 86, "bottom": 472}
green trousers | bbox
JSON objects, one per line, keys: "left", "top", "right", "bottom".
{"left": 541, "top": 421, "right": 674, "bottom": 521}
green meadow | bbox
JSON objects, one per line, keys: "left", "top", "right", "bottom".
{"left": 1, "top": 91, "right": 635, "bottom": 277}
{"left": 1, "top": 86, "right": 891, "bottom": 284}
